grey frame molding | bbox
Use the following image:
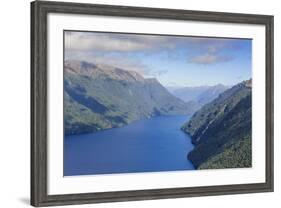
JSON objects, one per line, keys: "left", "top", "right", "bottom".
{"left": 31, "top": 0, "right": 274, "bottom": 207}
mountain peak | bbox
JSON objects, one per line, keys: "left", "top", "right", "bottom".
{"left": 244, "top": 79, "right": 252, "bottom": 88}
{"left": 64, "top": 60, "right": 144, "bottom": 82}
{"left": 213, "top": 83, "right": 225, "bottom": 88}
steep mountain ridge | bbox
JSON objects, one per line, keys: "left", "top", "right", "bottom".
{"left": 197, "top": 84, "right": 229, "bottom": 105}
{"left": 168, "top": 84, "right": 229, "bottom": 108}
{"left": 64, "top": 60, "right": 193, "bottom": 135}
{"left": 65, "top": 60, "right": 144, "bottom": 82}
{"left": 181, "top": 79, "right": 252, "bottom": 169}
{"left": 167, "top": 86, "right": 209, "bottom": 102}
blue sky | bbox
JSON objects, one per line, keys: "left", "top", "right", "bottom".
{"left": 65, "top": 31, "right": 252, "bottom": 87}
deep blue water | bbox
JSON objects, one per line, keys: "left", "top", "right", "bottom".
{"left": 64, "top": 115, "right": 195, "bottom": 176}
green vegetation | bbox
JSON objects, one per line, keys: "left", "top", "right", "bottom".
{"left": 199, "top": 136, "right": 251, "bottom": 169}
{"left": 64, "top": 60, "right": 194, "bottom": 135}
{"left": 182, "top": 79, "right": 252, "bottom": 169}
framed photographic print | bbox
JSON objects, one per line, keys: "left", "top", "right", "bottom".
{"left": 31, "top": 0, "right": 274, "bottom": 207}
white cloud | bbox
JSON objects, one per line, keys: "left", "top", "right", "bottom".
{"left": 65, "top": 32, "right": 174, "bottom": 52}
{"left": 188, "top": 37, "right": 236, "bottom": 51}
{"left": 65, "top": 31, "right": 241, "bottom": 67}
{"left": 186, "top": 38, "right": 237, "bottom": 65}
{"left": 189, "top": 54, "right": 233, "bottom": 65}
{"left": 65, "top": 32, "right": 152, "bottom": 52}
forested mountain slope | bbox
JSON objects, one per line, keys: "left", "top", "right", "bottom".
{"left": 182, "top": 79, "right": 252, "bottom": 169}
{"left": 64, "top": 60, "right": 193, "bottom": 135}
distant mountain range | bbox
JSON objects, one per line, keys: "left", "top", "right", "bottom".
{"left": 64, "top": 60, "right": 194, "bottom": 135}
{"left": 167, "top": 84, "right": 229, "bottom": 109}
{"left": 181, "top": 79, "right": 252, "bottom": 169}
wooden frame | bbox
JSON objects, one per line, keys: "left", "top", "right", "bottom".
{"left": 31, "top": 0, "right": 274, "bottom": 206}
